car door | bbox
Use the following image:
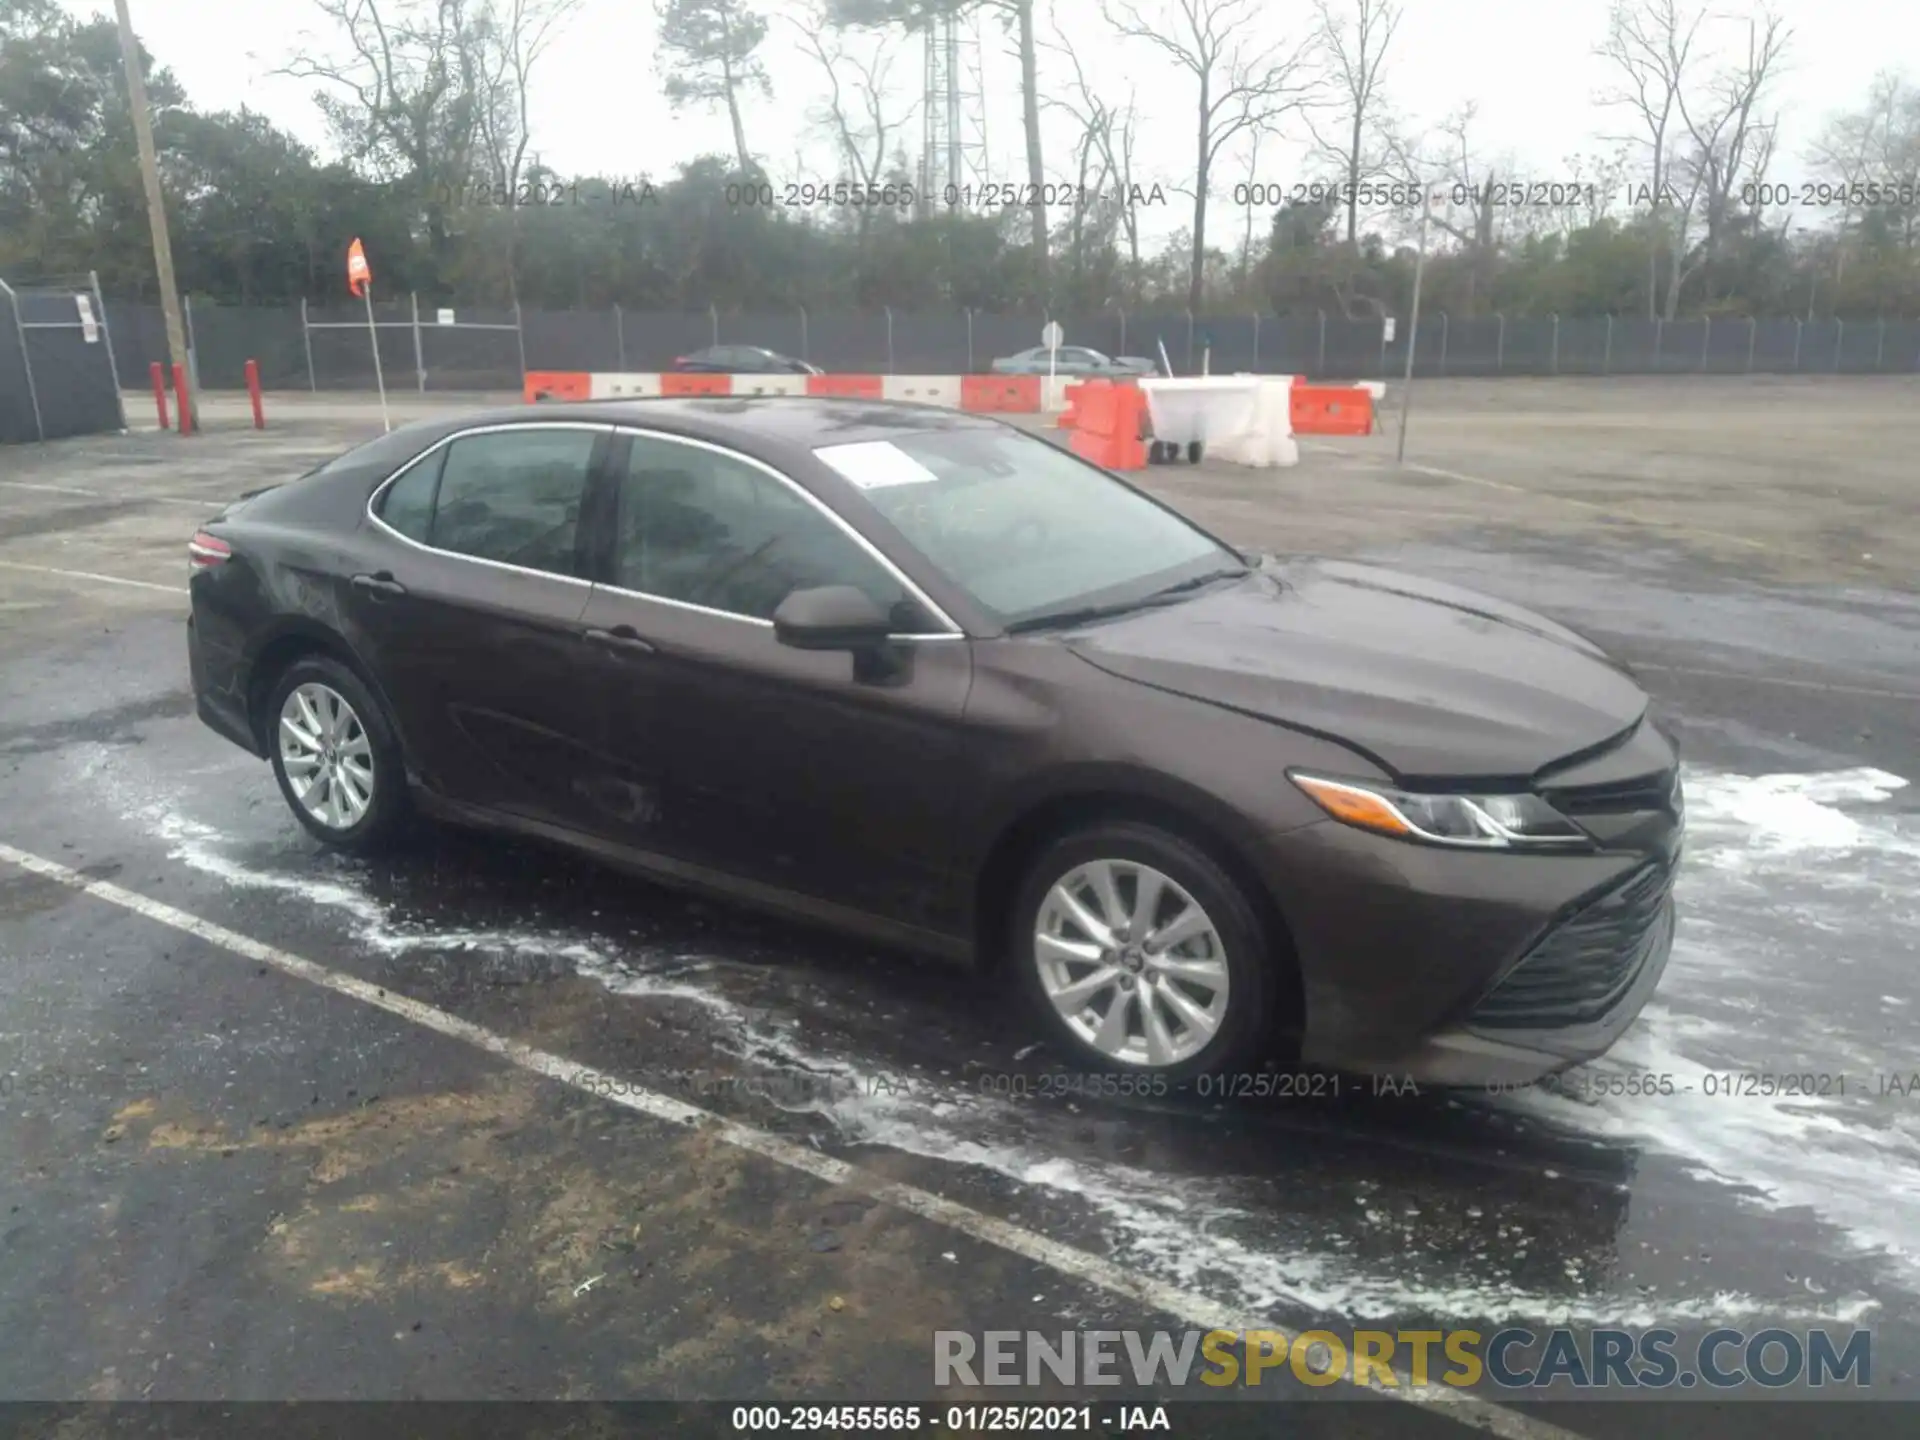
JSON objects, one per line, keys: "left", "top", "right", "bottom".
{"left": 573, "top": 429, "right": 975, "bottom": 935}
{"left": 346, "top": 421, "right": 616, "bottom": 833}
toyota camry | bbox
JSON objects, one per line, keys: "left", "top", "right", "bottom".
{"left": 186, "top": 397, "right": 1682, "bottom": 1085}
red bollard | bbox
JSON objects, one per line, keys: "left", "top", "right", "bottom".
{"left": 245, "top": 359, "right": 265, "bottom": 429}
{"left": 150, "top": 362, "right": 170, "bottom": 430}
{"left": 172, "top": 363, "right": 193, "bottom": 436}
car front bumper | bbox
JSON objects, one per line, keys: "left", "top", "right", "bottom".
{"left": 1260, "top": 804, "right": 1681, "bottom": 1089}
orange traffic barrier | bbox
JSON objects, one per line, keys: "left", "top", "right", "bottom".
{"left": 1067, "top": 381, "right": 1147, "bottom": 470}
{"left": 1057, "top": 378, "right": 1106, "bottom": 429}
{"left": 807, "top": 373, "right": 884, "bottom": 399}
{"left": 524, "top": 370, "right": 590, "bottom": 403}
{"left": 961, "top": 374, "right": 1042, "bottom": 413}
{"left": 1291, "top": 385, "right": 1373, "bottom": 435}
{"left": 661, "top": 371, "right": 731, "bottom": 396}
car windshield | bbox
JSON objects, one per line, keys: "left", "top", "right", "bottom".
{"left": 814, "top": 428, "right": 1245, "bottom": 629}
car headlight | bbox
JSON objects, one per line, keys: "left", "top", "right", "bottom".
{"left": 1288, "top": 772, "right": 1590, "bottom": 849}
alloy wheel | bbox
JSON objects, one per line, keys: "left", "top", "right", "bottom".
{"left": 1033, "top": 858, "right": 1231, "bottom": 1067}
{"left": 278, "top": 681, "right": 375, "bottom": 830}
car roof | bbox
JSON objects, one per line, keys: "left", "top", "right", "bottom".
{"left": 419, "top": 395, "right": 1007, "bottom": 455}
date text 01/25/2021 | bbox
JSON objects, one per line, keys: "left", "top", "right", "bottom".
{"left": 730, "top": 1405, "right": 1169, "bottom": 1432}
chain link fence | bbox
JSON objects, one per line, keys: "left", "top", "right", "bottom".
{"left": 97, "top": 298, "right": 1920, "bottom": 393}
{"left": 2, "top": 273, "right": 127, "bottom": 442}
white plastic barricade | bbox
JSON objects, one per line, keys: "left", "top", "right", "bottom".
{"left": 729, "top": 373, "right": 810, "bottom": 397}
{"left": 589, "top": 372, "right": 662, "bottom": 398}
{"left": 1137, "top": 376, "right": 1264, "bottom": 453}
{"left": 1207, "top": 377, "right": 1300, "bottom": 468}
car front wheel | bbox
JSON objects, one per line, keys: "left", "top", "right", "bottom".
{"left": 266, "top": 656, "right": 408, "bottom": 850}
{"left": 1011, "top": 822, "right": 1274, "bottom": 1080}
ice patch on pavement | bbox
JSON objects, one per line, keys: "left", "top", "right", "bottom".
{"left": 1518, "top": 766, "right": 1920, "bottom": 1282}
{"left": 84, "top": 742, "right": 1896, "bottom": 1328}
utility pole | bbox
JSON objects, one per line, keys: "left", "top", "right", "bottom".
{"left": 112, "top": 0, "right": 193, "bottom": 427}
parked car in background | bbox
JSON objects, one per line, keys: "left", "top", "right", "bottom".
{"left": 990, "top": 346, "right": 1159, "bottom": 377}
{"left": 671, "top": 345, "right": 821, "bottom": 375}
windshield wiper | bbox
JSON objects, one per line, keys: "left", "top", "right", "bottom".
{"left": 1004, "top": 565, "right": 1249, "bottom": 634}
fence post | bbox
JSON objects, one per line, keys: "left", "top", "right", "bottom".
{"left": 614, "top": 303, "right": 626, "bottom": 369}
{"left": 301, "top": 297, "right": 316, "bottom": 391}
{"left": 183, "top": 294, "right": 201, "bottom": 424}
{"left": 885, "top": 305, "right": 895, "bottom": 374}
{"left": 1603, "top": 314, "right": 1613, "bottom": 374}
{"left": 709, "top": 303, "right": 719, "bottom": 346}
{"left": 1876, "top": 316, "right": 1886, "bottom": 371}
{"left": 513, "top": 298, "right": 528, "bottom": 385}
{"left": 1701, "top": 314, "right": 1711, "bottom": 371}
{"left": 91, "top": 270, "right": 129, "bottom": 432}
{"left": 1316, "top": 309, "right": 1326, "bottom": 374}
{"left": 1495, "top": 313, "right": 1505, "bottom": 374}
{"left": 0, "top": 278, "right": 44, "bottom": 441}
{"left": 1792, "top": 317, "right": 1803, "bottom": 371}
{"left": 1251, "top": 311, "right": 1260, "bottom": 369}
{"left": 1118, "top": 309, "right": 1127, "bottom": 360}
{"left": 1377, "top": 316, "right": 1388, "bottom": 378}
{"left": 1832, "top": 318, "right": 1844, "bottom": 372}
{"left": 1185, "top": 309, "right": 1195, "bottom": 372}
{"left": 1653, "top": 316, "right": 1664, "bottom": 371}
{"left": 1747, "top": 316, "right": 1757, "bottom": 373}
{"left": 1550, "top": 314, "right": 1559, "bottom": 375}
{"left": 1438, "top": 312, "right": 1448, "bottom": 376}
{"left": 965, "top": 309, "right": 975, "bottom": 373}
{"left": 411, "top": 291, "right": 426, "bottom": 393}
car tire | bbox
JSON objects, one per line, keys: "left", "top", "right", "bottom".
{"left": 265, "top": 655, "right": 409, "bottom": 852}
{"left": 1187, "top": 441, "right": 1205, "bottom": 464}
{"left": 1010, "top": 821, "right": 1274, "bottom": 1080}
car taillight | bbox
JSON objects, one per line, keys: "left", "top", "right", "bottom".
{"left": 188, "top": 530, "right": 231, "bottom": 568}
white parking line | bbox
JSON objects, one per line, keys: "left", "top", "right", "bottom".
{"left": 0, "top": 561, "right": 186, "bottom": 595}
{"left": 0, "top": 838, "right": 1581, "bottom": 1440}
{"left": 0, "top": 480, "right": 218, "bottom": 509}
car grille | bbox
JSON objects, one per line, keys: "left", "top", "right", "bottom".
{"left": 1469, "top": 860, "right": 1676, "bottom": 1030}
{"left": 1540, "top": 767, "right": 1680, "bottom": 817}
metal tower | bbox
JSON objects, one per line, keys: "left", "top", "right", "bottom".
{"left": 918, "top": 8, "right": 989, "bottom": 212}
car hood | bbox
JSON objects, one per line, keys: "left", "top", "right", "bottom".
{"left": 1060, "top": 559, "right": 1648, "bottom": 783}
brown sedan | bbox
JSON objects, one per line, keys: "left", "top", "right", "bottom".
{"left": 186, "top": 398, "right": 1682, "bottom": 1085}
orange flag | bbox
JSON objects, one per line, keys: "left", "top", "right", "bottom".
{"left": 347, "top": 238, "right": 372, "bottom": 297}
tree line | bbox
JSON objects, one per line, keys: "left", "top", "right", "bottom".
{"left": 2, "top": 0, "right": 1917, "bottom": 319}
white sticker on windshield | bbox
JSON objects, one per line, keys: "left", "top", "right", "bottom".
{"left": 815, "top": 441, "right": 941, "bottom": 490}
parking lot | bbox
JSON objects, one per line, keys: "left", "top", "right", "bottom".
{"left": 1, "top": 377, "right": 1916, "bottom": 1435}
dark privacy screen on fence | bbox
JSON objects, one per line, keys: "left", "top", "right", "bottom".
{"left": 1, "top": 278, "right": 128, "bottom": 443}
{"left": 66, "top": 297, "right": 1920, "bottom": 397}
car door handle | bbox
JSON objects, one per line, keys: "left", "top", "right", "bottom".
{"left": 583, "top": 625, "right": 656, "bottom": 655}
{"left": 351, "top": 572, "right": 406, "bottom": 596}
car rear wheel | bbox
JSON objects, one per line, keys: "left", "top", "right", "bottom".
{"left": 1011, "top": 822, "right": 1273, "bottom": 1079}
{"left": 266, "top": 657, "right": 407, "bottom": 851}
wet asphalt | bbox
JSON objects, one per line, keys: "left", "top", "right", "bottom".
{"left": 0, "top": 382, "right": 1916, "bottom": 1437}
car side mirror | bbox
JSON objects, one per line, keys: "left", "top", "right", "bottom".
{"left": 773, "top": 585, "right": 893, "bottom": 651}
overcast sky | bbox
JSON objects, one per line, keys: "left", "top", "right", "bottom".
{"left": 81, "top": 0, "right": 1916, "bottom": 250}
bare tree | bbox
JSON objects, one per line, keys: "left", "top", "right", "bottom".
{"left": 658, "top": 0, "right": 770, "bottom": 175}
{"left": 1041, "top": 17, "right": 1145, "bottom": 300}
{"left": 831, "top": 0, "right": 1052, "bottom": 295}
{"left": 280, "top": 0, "right": 484, "bottom": 262}
{"left": 465, "top": 0, "right": 581, "bottom": 298}
{"left": 1667, "top": 10, "right": 1789, "bottom": 313}
{"left": 1104, "top": 0, "right": 1313, "bottom": 312}
{"left": 1596, "top": 0, "right": 1786, "bottom": 318}
{"left": 788, "top": 0, "right": 908, "bottom": 234}
{"left": 1808, "top": 70, "right": 1920, "bottom": 273}
{"left": 1596, "top": 0, "right": 1703, "bottom": 316}
{"left": 1383, "top": 103, "right": 1515, "bottom": 310}
{"left": 1304, "top": 0, "right": 1399, "bottom": 244}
